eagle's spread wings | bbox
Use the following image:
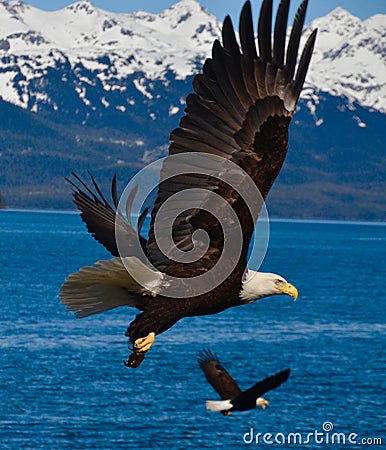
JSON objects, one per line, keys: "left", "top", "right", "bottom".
{"left": 146, "top": 0, "right": 317, "bottom": 275}
{"left": 231, "top": 368, "right": 290, "bottom": 410}
{"left": 197, "top": 349, "right": 242, "bottom": 400}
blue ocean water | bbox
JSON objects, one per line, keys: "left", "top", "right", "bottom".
{"left": 0, "top": 210, "right": 385, "bottom": 449}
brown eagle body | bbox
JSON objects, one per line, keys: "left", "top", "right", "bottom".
{"left": 127, "top": 271, "right": 245, "bottom": 342}
{"left": 60, "top": 0, "right": 317, "bottom": 367}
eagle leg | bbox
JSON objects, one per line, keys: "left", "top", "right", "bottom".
{"left": 124, "top": 303, "right": 186, "bottom": 368}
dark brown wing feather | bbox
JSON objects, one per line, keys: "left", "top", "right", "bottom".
{"left": 147, "top": 0, "right": 317, "bottom": 275}
{"left": 231, "top": 368, "right": 290, "bottom": 411}
{"left": 66, "top": 173, "right": 148, "bottom": 256}
{"left": 197, "top": 349, "right": 242, "bottom": 400}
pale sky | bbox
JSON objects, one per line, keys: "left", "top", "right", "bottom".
{"left": 9, "top": 0, "right": 386, "bottom": 23}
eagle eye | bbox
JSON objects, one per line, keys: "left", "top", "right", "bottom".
{"left": 275, "top": 279, "right": 283, "bottom": 285}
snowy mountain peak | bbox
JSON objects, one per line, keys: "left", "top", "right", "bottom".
{"left": 66, "top": 0, "right": 97, "bottom": 15}
{"left": 309, "top": 7, "right": 363, "bottom": 41}
{"left": 326, "top": 7, "right": 358, "bottom": 21}
{"left": 304, "top": 9, "right": 386, "bottom": 113}
{"left": 364, "top": 13, "right": 386, "bottom": 32}
{"left": 163, "top": 0, "right": 207, "bottom": 15}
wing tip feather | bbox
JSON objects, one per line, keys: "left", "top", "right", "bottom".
{"left": 197, "top": 348, "right": 219, "bottom": 365}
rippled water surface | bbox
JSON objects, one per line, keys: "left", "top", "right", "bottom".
{"left": 1, "top": 210, "right": 385, "bottom": 449}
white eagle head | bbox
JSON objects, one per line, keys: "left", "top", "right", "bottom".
{"left": 240, "top": 270, "right": 298, "bottom": 303}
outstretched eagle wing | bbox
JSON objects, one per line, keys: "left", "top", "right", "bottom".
{"left": 146, "top": 0, "right": 317, "bottom": 277}
{"left": 66, "top": 172, "right": 148, "bottom": 257}
{"left": 231, "top": 368, "right": 290, "bottom": 410}
{"left": 198, "top": 349, "right": 242, "bottom": 400}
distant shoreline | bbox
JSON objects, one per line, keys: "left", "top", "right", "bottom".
{"left": 1, "top": 208, "right": 385, "bottom": 226}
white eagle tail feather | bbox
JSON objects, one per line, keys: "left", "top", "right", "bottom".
{"left": 206, "top": 399, "right": 232, "bottom": 412}
{"left": 60, "top": 257, "right": 163, "bottom": 318}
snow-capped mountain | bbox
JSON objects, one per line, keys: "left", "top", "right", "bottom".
{"left": 303, "top": 7, "right": 386, "bottom": 114}
{"left": 0, "top": 0, "right": 385, "bottom": 115}
{"left": 0, "top": 0, "right": 221, "bottom": 111}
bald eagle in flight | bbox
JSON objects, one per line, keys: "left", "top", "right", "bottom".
{"left": 198, "top": 349, "right": 290, "bottom": 415}
{"left": 60, "top": 0, "right": 317, "bottom": 367}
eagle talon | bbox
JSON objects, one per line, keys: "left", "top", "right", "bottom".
{"left": 124, "top": 351, "right": 145, "bottom": 368}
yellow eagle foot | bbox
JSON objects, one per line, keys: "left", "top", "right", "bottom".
{"left": 260, "top": 399, "right": 269, "bottom": 410}
{"left": 123, "top": 332, "right": 155, "bottom": 369}
{"left": 134, "top": 332, "right": 155, "bottom": 353}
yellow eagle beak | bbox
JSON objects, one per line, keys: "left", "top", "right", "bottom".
{"left": 280, "top": 283, "right": 299, "bottom": 301}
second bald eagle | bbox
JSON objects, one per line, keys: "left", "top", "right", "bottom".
{"left": 198, "top": 349, "right": 290, "bottom": 415}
